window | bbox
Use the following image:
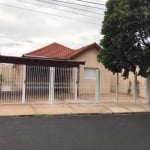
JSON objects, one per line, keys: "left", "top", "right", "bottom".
{"left": 84, "top": 68, "right": 98, "bottom": 79}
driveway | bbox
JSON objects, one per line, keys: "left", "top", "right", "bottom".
{"left": 0, "top": 114, "right": 150, "bottom": 150}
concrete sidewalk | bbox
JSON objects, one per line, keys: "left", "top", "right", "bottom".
{"left": 0, "top": 102, "right": 150, "bottom": 116}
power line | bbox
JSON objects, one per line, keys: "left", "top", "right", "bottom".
{"left": 18, "top": 0, "right": 102, "bottom": 20}
{"left": 36, "top": 0, "right": 105, "bottom": 10}
{"left": 37, "top": 0, "right": 104, "bottom": 15}
{"left": 74, "top": 0, "right": 105, "bottom": 6}
{"left": 0, "top": 2, "right": 100, "bottom": 25}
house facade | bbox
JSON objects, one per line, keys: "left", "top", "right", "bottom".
{"left": 0, "top": 42, "right": 147, "bottom": 104}
{"left": 23, "top": 42, "right": 111, "bottom": 94}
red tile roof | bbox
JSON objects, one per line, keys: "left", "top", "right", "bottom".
{"left": 23, "top": 42, "right": 100, "bottom": 60}
{"left": 68, "top": 42, "right": 100, "bottom": 59}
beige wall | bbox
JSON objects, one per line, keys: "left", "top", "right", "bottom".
{"left": 0, "top": 64, "right": 23, "bottom": 91}
{"left": 110, "top": 72, "right": 146, "bottom": 98}
{"left": 73, "top": 48, "right": 111, "bottom": 94}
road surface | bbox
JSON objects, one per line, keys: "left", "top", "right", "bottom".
{"left": 0, "top": 114, "right": 150, "bottom": 150}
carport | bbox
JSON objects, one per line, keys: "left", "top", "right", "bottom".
{"left": 0, "top": 55, "right": 85, "bottom": 104}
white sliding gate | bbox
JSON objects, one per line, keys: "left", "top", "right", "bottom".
{"left": 0, "top": 64, "right": 99, "bottom": 104}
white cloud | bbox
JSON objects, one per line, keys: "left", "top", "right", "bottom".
{"left": 0, "top": 6, "right": 18, "bottom": 25}
{"left": 0, "top": 0, "right": 107, "bottom": 56}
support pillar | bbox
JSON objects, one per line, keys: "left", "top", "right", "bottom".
{"left": 146, "top": 76, "right": 150, "bottom": 107}
{"left": 49, "top": 67, "right": 55, "bottom": 104}
{"left": 116, "top": 73, "right": 119, "bottom": 103}
{"left": 96, "top": 69, "right": 100, "bottom": 104}
{"left": 74, "top": 68, "right": 78, "bottom": 101}
{"left": 22, "top": 65, "right": 26, "bottom": 104}
{"left": 133, "top": 73, "right": 137, "bottom": 103}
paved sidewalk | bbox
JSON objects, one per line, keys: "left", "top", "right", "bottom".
{"left": 0, "top": 102, "right": 150, "bottom": 116}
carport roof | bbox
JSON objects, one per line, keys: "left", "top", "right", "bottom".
{"left": 0, "top": 55, "right": 85, "bottom": 67}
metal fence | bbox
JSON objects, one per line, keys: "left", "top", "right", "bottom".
{"left": 0, "top": 63, "right": 149, "bottom": 105}
{"left": 0, "top": 64, "right": 99, "bottom": 104}
{"left": 100, "top": 73, "right": 148, "bottom": 105}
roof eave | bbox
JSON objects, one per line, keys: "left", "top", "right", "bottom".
{"left": 0, "top": 55, "right": 85, "bottom": 67}
{"left": 68, "top": 43, "right": 101, "bottom": 59}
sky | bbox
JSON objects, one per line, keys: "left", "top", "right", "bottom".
{"left": 0, "top": 0, "right": 107, "bottom": 56}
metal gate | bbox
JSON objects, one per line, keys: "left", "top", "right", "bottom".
{"left": 0, "top": 64, "right": 99, "bottom": 104}
{"left": 0, "top": 64, "right": 23, "bottom": 104}
{"left": 1, "top": 63, "right": 147, "bottom": 105}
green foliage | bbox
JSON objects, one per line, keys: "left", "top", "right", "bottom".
{"left": 98, "top": 0, "right": 150, "bottom": 78}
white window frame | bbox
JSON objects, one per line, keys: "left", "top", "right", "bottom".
{"left": 84, "top": 67, "right": 98, "bottom": 79}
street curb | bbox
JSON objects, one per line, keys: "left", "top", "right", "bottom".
{"left": 0, "top": 111, "right": 150, "bottom": 118}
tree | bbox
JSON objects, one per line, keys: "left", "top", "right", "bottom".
{"left": 98, "top": 0, "right": 150, "bottom": 78}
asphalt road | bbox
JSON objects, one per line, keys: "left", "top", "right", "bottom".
{"left": 0, "top": 114, "right": 150, "bottom": 150}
